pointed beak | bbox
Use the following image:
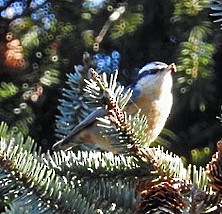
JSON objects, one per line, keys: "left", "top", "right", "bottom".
{"left": 167, "top": 63, "right": 176, "bottom": 73}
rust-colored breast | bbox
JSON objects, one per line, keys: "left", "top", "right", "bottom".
{"left": 125, "top": 92, "right": 172, "bottom": 145}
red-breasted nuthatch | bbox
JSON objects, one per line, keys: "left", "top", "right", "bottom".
{"left": 53, "top": 61, "right": 176, "bottom": 153}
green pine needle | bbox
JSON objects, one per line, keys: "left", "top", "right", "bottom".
{"left": 43, "top": 150, "right": 150, "bottom": 180}
{"left": 0, "top": 83, "right": 19, "bottom": 99}
{"left": 0, "top": 122, "right": 96, "bottom": 213}
{"left": 138, "top": 146, "right": 188, "bottom": 181}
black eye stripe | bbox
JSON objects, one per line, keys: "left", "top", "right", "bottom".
{"left": 144, "top": 68, "right": 165, "bottom": 75}
{"left": 136, "top": 67, "right": 166, "bottom": 81}
{"left": 149, "top": 69, "right": 160, "bottom": 74}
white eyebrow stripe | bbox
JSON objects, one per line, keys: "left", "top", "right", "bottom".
{"left": 138, "top": 62, "right": 168, "bottom": 74}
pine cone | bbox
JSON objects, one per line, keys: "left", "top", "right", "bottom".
{"left": 206, "top": 140, "right": 222, "bottom": 194}
{"left": 134, "top": 181, "right": 185, "bottom": 214}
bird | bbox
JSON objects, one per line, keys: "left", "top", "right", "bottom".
{"left": 53, "top": 61, "right": 176, "bottom": 153}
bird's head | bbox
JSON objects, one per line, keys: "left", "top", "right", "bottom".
{"left": 137, "top": 61, "right": 176, "bottom": 80}
{"left": 131, "top": 61, "right": 176, "bottom": 99}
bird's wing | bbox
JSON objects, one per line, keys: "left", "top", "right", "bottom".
{"left": 52, "top": 108, "right": 106, "bottom": 150}
{"left": 123, "top": 84, "right": 140, "bottom": 104}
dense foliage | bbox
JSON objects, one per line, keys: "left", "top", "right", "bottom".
{"left": 0, "top": 0, "right": 222, "bottom": 213}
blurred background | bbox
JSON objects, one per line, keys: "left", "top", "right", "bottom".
{"left": 0, "top": 0, "right": 222, "bottom": 166}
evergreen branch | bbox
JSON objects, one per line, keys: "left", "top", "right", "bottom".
{"left": 2, "top": 190, "right": 54, "bottom": 214}
{"left": 110, "top": 5, "right": 144, "bottom": 40}
{"left": 0, "top": 122, "right": 96, "bottom": 213}
{"left": 134, "top": 155, "right": 221, "bottom": 213}
{"left": 0, "top": 83, "right": 19, "bottom": 99}
{"left": 96, "top": 111, "right": 148, "bottom": 151}
{"left": 136, "top": 146, "right": 214, "bottom": 192}
{"left": 55, "top": 52, "right": 95, "bottom": 138}
{"left": 152, "top": 127, "right": 178, "bottom": 147}
{"left": 175, "top": 21, "right": 215, "bottom": 111}
{"left": 135, "top": 146, "right": 221, "bottom": 213}
{"left": 40, "top": 68, "right": 60, "bottom": 86}
{"left": 176, "top": 22, "right": 214, "bottom": 79}
{"left": 71, "top": 177, "right": 139, "bottom": 213}
{"left": 187, "top": 164, "right": 212, "bottom": 193}
{"left": 43, "top": 150, "right": 146, "bottom": 212}
{"left": 55, "top": 51, "right": 121, "bottom": 140}
{"left": 94, "top": 179, "right": 139, "bottom": 213}
{"left": 172, "top": 0, "right": 216, "bottom": 112}
{"left": 43, "top": 150, "right": 150, "bottom": 180}
{"left": 173, "top": 0, "right": 209, "bottom": 17}
{"left": 0, "top": 122, "right": 11, "bottom": 140}
{"left": 84, "top": 69, "right": 133, "bottom": 110}
{"left": 0, "top": 121, "right": 144, "bottom": 213}
{"left": 137, "top": 146, "right": 188, "bottom": 181}
{"left": 209, "top": 0, "right": 222, "bottom": 29}
{"left": 11, "top": 103, "right": 35, "bottom": 136}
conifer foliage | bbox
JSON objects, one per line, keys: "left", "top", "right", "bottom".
{"left": 0, "top": 0, "right": 222, "bottom": 213}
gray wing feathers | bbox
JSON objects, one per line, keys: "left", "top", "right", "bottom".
{"left": 52, "top": 108, "right": 106, "bottom": 150}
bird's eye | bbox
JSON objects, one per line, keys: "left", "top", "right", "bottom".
{"left": 148, "top": 68, "right": 160, "bottom": 74}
